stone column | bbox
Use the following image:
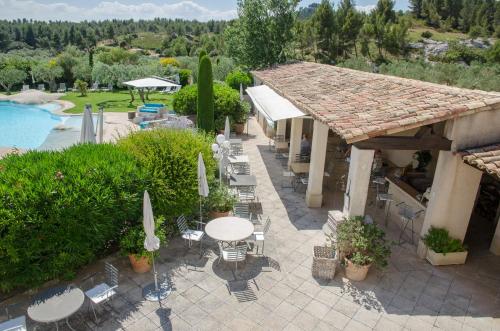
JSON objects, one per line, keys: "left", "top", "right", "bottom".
{"left": 417, "top": 151, "right": 482, "bottom": 258}
{"left": 288, "top": 117, "right": 303, "bottom": 168}
{"left": 343, "top": 146, "right": 375, "bottom": 217}
{"left": 276, "top": 119, "right": 286, "bottom": 138}
{"left": 306, "top": 121, "right": 329, "bottom": 208}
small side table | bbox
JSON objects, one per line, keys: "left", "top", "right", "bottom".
{"left": 376, "top": 193, "right": 394, "bottom": 227}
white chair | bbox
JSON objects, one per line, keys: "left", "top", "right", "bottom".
{"left": 177, "top": 215, "right": 204, "bottom": 255}
{"left": 0, "top": 305, "right": 26, "bottom": 331}
{"left": 397, "top": 203, "right": 424, "bottom": 245}
{"left": 57, "top": 83, "right": 66, "bottom": 93}
{"left": 37, "top": 84, "right": 45, "bottom": 91}
{"left": 101, "top": 83, "right": 113, "bottom": 92}
{"left": 248, "top": 217, "right": 271, "bottom": 255}
{"left": 218, "top": 243, "right": 247, "bottom": 272}
{"left": 84, "top": 262, "right": 119, "bottom": 323}
{"left": 233, "top": 202, "right": 253, "bottom": 222}
{"left": 21, "top": 84, "right": 29, "bottom": 91}
{"left": 238, "top": 186, "right": 257, "bottom": 202}
{"left": 89, "top": 82, "right": 99, "bottom": 92}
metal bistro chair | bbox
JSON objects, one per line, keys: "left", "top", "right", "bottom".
{"left": 84, "top": 262, "right": 119, "bottom": 323}
{"left": 397, "top": 203, "right": 424, "bottom": 245}
{"left": 230, "top": 144, "right": 243, "bottom": 156}
{"left": 218, "top": 243, "right": 248, "bottom": 272}
{"left": 232, "top": 163, "right": 250, "bottom": 175}
{"left": 294, "top": 153, "right": 310, "bottom": 163}
{"left": 0, "top": 304, "right": 26, "bottom": 331}
{"left": 237, "top": 186, "right": 257, "bottom": 202}
{"left": 233, "top": 202, "right": 253, "bottom": 222}
{"left": 177, "top": 215, "right": 205, "bottom": 255}
{"left": 248, "top": 217, "right": 271, "bottom": 255}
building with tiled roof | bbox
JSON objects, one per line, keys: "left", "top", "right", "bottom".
{"left": 252, "top": 62, "right": 500, "bottom": 143}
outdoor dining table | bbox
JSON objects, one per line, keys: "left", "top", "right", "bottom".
{"left": 228, "top": 154, "right": 249, "bottom": 164}
{"left": 229, "top": 174, "right": 257, "bottom": 187}
{"left": 205, "top": 216, "right": 255, "bottom": 244}
{"left": 27, "top": 286, "right": 85, "bottom": 331}
{"left": 230, "top": 138, "right": 242, "bottom": 145}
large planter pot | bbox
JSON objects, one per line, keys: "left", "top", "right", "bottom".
{"left": 312, "top": 246, "right": 337, "bottom": 280}
{"left": 344, "top": 258, "right": 371, "bottom": 281}
{"left": 234, "top": 123, "right": 245, "bottom": 135}
{"left": 426, "top": 249, "right": 468, "bottom": 266}
{"left": 128, "top": 254, "right": 151, "bottom": 273}
{"left": 209, "top": 210, "right": 230, "bottom": 219}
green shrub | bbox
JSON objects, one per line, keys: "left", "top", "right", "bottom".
{"left": 173, "top": 82, "right": 249, "bottom": 129}
{"left": 206, "top": 182, "right": 236, "bottom": 213}
{"left": 422, "top": 227, "right": 466, "bottom": 254}
{"left": 334, "top": 217, "right": 391, "bottom": 268}
{"left": 120, "top": 216, "right": 167, "bottom": 261}
{"left": 197, "top": 55, "right": 215, "bottom": 132}
{"left": 178, "top": 69, "right": 192, "bottom": 87}
{"left": 74, "top": 79, "right": 88, "bottom": 96}
{"left": 118, "top": 129, "right": 216, "bottom": 233}
{"left": 421, "top": 31, "right": 433, "bottom": 39}
{"left": 225, "top": 70, "right": 252, "bottom": 90}
{"left": 0, "top": 144, "right": 147, "bottom": 292}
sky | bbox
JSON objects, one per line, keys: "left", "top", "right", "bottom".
{"left": 0, "top": 0, "right": 410, "bottom": 22}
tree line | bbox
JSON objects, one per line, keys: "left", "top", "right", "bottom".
{"left": 0, "top": 18, "right": 227, "bottom": 54}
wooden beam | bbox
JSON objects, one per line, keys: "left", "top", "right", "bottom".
{"left": 354, "top": 135, "right": 452, "bottom": 150}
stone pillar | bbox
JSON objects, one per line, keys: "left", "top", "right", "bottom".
{"left": 490, "top": 213, "right": 500, "bottom": 255}
{"left": 288, "top": 118, "right": 303, "bottom": 168}
{"left": 306, "top": 121, "right": 329, "bottom": 207}
{"left": 343, "top": 146, "right": 375, "bottom": 218}
{"left": 417, "top": 151, "right": 482, "bottom": 258}
{"left": 276, "top": 119, "right": 286, "bottom": 138}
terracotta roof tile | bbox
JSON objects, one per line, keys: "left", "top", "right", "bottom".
{"left": 462, "top": 144, "right": 500, "bottom": 179}
{"left": 252, "top": 62, "right": 500, "bottom": 143}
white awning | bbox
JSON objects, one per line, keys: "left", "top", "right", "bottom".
{"left": 246, "top": 85, "right": 305, "bottom": 122}
{"left": 123, "top": 77, "right": 181, "bottom": 88}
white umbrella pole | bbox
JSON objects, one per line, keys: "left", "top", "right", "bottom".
{"left": 151, "top": 253, "right": 158, "bottom": 292}
{"left": 199, "top": 197, "right": 203, "bottom": 223}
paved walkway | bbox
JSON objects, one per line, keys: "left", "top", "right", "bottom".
{"left": 2, "top": 116, "right": 500, "bottom": 331}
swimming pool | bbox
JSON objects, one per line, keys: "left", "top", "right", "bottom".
{"left": 0, "top": 101, "right": 66, "bottom": 149}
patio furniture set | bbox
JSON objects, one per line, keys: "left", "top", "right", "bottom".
{"left": 0, "top": 263, "right": 119, "bottom": 331}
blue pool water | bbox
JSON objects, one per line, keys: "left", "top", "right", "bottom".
{"left": 0, "top": 101, "right": 65, "bottom": 149}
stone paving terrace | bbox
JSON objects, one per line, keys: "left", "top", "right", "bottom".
{"left": 3, "top": 116, "right": 500, "bottom": 331}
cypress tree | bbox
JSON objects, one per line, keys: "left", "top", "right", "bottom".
{"left": 197, "top": 55, "right": 214, "bottom": 132}
{"left": 198, "top": 49, "right": 207, "bottom": 62}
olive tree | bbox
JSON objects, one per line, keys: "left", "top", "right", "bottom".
{"left": 0, "top": 67, "right": 27, "bottom": 94}
{"left": 32, "top": 61, "right": 63, "bottom": 92}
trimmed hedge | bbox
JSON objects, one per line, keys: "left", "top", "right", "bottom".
{"left": 225, "top": 70, "right": 252, "bottom": 90}
{"left": 0, "top": 144, "right": 147, "bottom": 292}
{"left": 118, "top": 129, "right": 216, "bottom": 233}
{"left": 173, "top": 82, "right": 249, "bottom": 130}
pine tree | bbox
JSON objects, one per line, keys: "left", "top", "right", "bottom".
{"left": 25, "top": 25, "right": 36, "bottom": 47}
{"left": 311, "top": 0, "right": 336, "bottom": 63}
{"left": 410, "top": 0, "right": 423, "bottom": 18}
{"left": 197, "top": 55, "right": 215, "bottom": 133}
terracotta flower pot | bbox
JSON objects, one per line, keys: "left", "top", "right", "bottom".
{"left": 209, "top": 210, "right": 230, "bottom": 219}
{"left": 234, "top": 123, "right": 245, "bottom": 134}
{"left": 344, "top": 258, "right": 371, "bottom": 281}
{"left": 128, "top": 254, "right": 151, "bottom": 273}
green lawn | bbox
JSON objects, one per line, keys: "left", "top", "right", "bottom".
{"left": 61, "top": 91, "right": 174, "bottom": 114}
{"left": 129, "top": 32, "right": 166, "bottom": 50}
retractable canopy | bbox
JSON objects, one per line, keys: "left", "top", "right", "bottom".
{"left": 246, "top": 85, "right": 305, "bottom": 122}
{"left": 123, "top": 77, "right": 180, "bottom": 89}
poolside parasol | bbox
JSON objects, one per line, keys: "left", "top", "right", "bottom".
{"left": 142, "top": 190, "right": 170, "bottom": 301}
{"left": 197, "top": 153, "right": 209, "bottom": 223}
{"left": 80, "top": 104, "right": 96, "bottom": 143}
{"left": 224, "top": 116, "right": 230, "bottom": 141}
{"left": 96, "top": 107, "right": 104, "bottom": 143}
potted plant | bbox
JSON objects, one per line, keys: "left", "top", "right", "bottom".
{"left": 120, "top": 217, "right": 166, "bottom": 273}
{"left": 207, "top": 182, "right": 236, "bottom": 219}
{"left": 233, "top": 101, "right": 250, "bottom": 135}
{"left": 336, "top": 217, "right": 391, "bottom": 281}
{"left": 422, "top": 227, "right": 468, "bottom": 265}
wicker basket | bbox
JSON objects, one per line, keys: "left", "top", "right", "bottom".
{"left": 312, "top": 246, "right": 337, "bottom": 280}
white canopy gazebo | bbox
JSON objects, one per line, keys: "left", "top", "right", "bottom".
{"left": 123, "top": 77, "right": 181, "bottom": 103}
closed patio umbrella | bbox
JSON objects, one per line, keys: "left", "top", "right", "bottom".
{"left": 96, "top": 107, "right": 104, "bottom": 143}
{"left": 142, "top": 191, "right": 170, "bottom": 301}
{"left": 224, "top": 116, "right": 230, "bottom": 141}
{"left": 198, "top": 153, "right": 209, "bottom": 223}
{"left": 80, "top": 105, "right": 96, "bottom": 143}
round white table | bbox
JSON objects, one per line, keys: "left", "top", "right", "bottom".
{"left": 205, "top": 216, "right": 254, "bottom": 243}
{"left": 28, "top": 286, "right": 85, "bottom": 331}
